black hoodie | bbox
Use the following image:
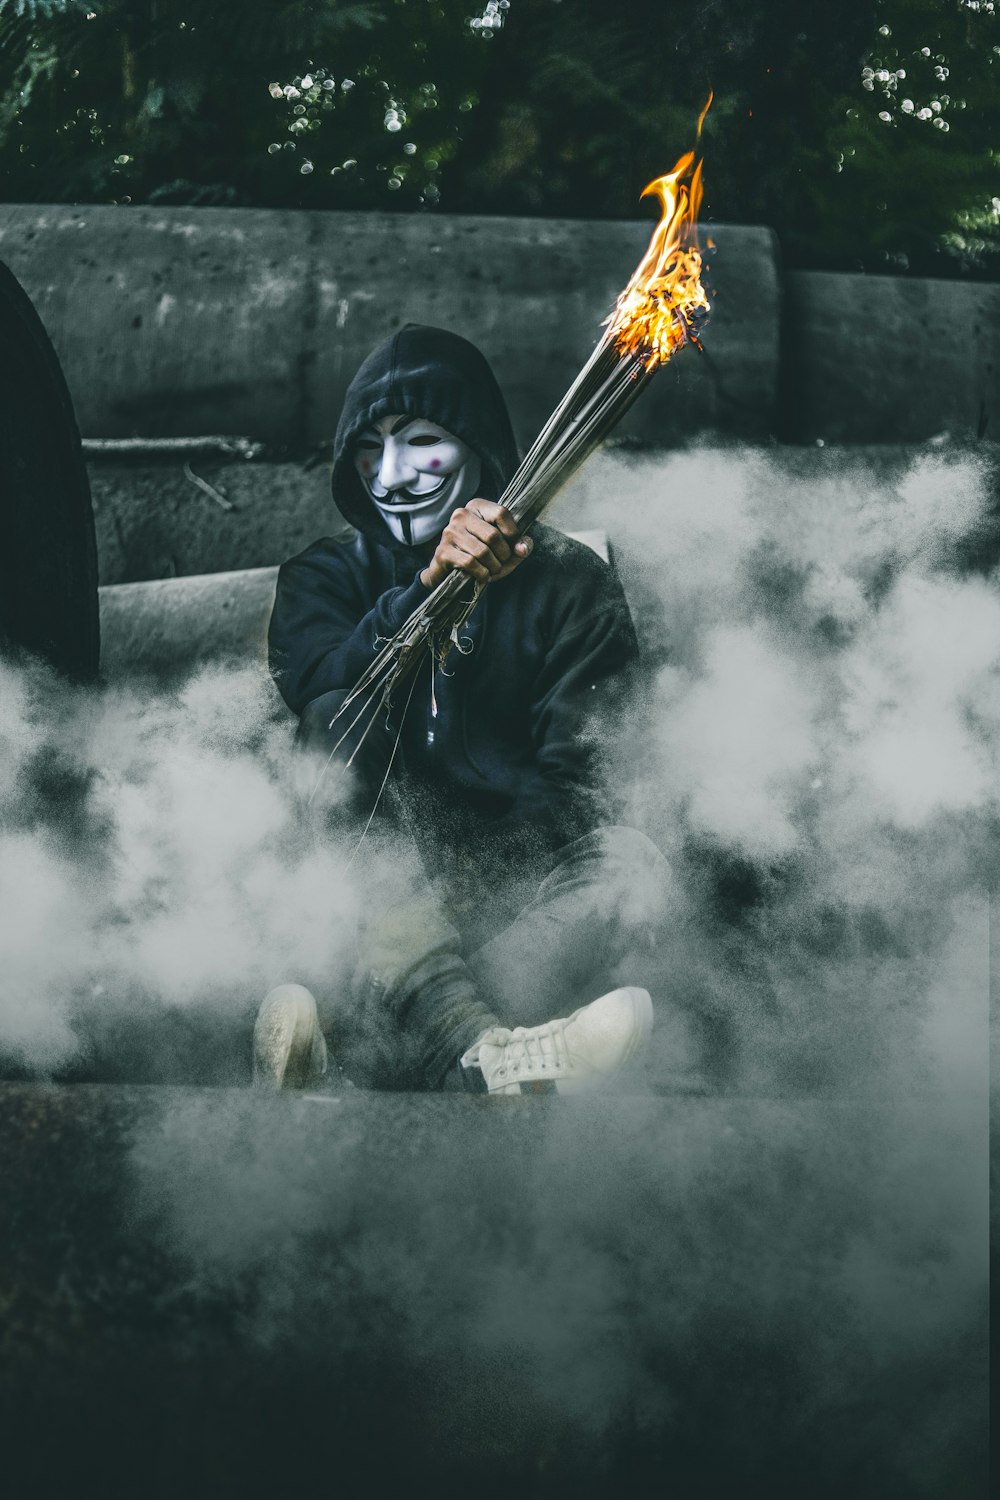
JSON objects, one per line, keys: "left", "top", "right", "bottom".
{"left": 268, "top": 324, "right": 638, "bottom": 878}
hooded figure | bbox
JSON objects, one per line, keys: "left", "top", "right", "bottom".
{"left": 261, "top": 325, "right": 667, "bottom": 1097}
{"left": 269, "top": 324, "right": 639, "bottom": 884}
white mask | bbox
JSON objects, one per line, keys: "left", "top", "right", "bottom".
{"left": 353, "top": 414, "right": 482, "bottom": 546}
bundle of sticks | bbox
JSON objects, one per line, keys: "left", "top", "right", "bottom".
{"left": 326, "top": 118, "right": 712, "bottom": 791}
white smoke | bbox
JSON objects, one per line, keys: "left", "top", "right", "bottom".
{"left": 0, "top": 659, "right": 362, "bottom": 1076}
{"left": 2, "top": 441, "right": 990, "bottom": 1488}
{"left": 566, "top": 441, "right": 997, "bottom": 1095}
{"left": 0, "top": 442, "right": 995, "bottom": 1096}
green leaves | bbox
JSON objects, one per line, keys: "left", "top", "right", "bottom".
{"left": 0, "top": 0, "right": 486, "bottom": 209}
{"left": 0, "top": 0, "right": 995, "bottom": 275}
{"left": 0, "top": 1, "right": 99, "bottom": 16}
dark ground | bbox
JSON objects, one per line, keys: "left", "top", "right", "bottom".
{"left": 0, "top": 1081, "right": 986, "bottom": 1500}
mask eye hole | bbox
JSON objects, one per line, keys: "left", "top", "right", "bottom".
{"left": 408, "top": 434, "right": 441, "bottom": 447}
{"left": 356, "top": 438, "right": 381, "bottom": 452}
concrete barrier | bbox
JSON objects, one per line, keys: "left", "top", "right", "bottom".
{"left": 0, "top": 204, "right": 781, "bottom": 448}
{"left": 2, "top": 201, "right": 994, "bottom": 540}
{"left": 99, "top": 565, "right": 278, "bottom": 679}
{"left": 0, "top": 1083, "right": 985, "bottom": 1498}
{"left": 782, "top": 270, "right": 1000, "bottom": 444}
{"left": 89, "top": 455, "right": 347, "bottom": 587}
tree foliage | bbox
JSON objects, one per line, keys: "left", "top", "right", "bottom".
{"left": 0, "top": 0, "right": 996, "bottom": 276}
{"left": 0, "top": 0, "right": 491, "bottom": 208}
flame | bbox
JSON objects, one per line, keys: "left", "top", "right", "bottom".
{"left": 605, "top": 95, "right": 712, "bottom": 369}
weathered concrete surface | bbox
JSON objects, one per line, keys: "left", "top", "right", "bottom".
{"left": 4, "top": 204, "right": 997, "bottom": 454}
{"left": 0, "top": 1083, "right": 985, "bottom": 1500}
{"left": 0, "top": 204, "right": 780, "bottom": 447}
{"left": 89, "top": 455, "right": 347, "bottom": 584}
{"left": 99, "top": 565, "right": 279, "bottom": 678}
{"left": 782, "top": 270, "right": 1000, "bottom": 444}
{"left": 0, "top": 206, "right": 316, "bottom": 444}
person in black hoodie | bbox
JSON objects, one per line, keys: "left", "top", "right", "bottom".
{"left": 257, "top": 325, "right": 670, "bottom": 1096}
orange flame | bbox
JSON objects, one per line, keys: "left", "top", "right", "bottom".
{"left": 605, "top": 94, "right": 712, "bottom": 369}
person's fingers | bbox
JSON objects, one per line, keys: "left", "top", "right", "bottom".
{"left": 441, "top": 515, "right": 505, "bottom": 575}
{"left": 431, "top": 520, "right": 532, "bottom": 587}
{"left": 437, "top": 539, "right": 493, "bottom": 583}
{"left": 466, "top": 499, "right": 520, "bottom": 540}
{"left": 494, "top": 536, "right": 533, "bottom": 579}
{"left": 461, "top": 512, "right": 513, "bottom": 565}
{"left": 455, "top": 535, "right": 503, "bottom": 575}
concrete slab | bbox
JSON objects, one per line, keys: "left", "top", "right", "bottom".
{"left": 89, "top": 453, "right": 347, "bottom": 585}
{"left": 99, "top": 565, "right": 279, "bottom": 678}
{"left": 0, "top": 205, "right": 316, "bottom": 447}
{"left": 782, "top": 271, "right": 1000, "bottom": 444}
{"left": 0, "top": 1082, "right": 985, "bottom": 1499}
{"left": 0, "top": 204, "right": 781, "bottom": 448}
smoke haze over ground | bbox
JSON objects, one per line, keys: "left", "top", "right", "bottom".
{"left": 0, "top": 441, "right": 992, "bottom": 1497}
{"left": 0, "top": 659, "right": 362, "bottom": 1078}
{"left": 0, "top": 442, "right": 995, "bottom": 1097}
{"left": 573, "top": 442, "right": 997, "bottom": 1100}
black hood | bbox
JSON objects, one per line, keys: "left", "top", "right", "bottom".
{"left": 330, "top": 324, "right": 519, "bottom": 550}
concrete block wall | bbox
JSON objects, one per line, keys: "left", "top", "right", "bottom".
{"left": 1, "top": 203, "right": 996, "bottom": 455}
{"left": 781, "top": 270, "right": 999, "bottom": 444}
{"left": 0, "top": 205, "right": 781, "bottom": 450}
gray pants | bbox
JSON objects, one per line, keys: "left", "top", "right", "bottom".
{"left": 343, "top": 824, "right": 672, "bottom": 1091}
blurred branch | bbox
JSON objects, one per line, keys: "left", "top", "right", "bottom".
{"left": 0, "top": 1, "right": 98, "bottom": 15}
{"left": 83, "top": 436, "right": 267, "bottom": 461}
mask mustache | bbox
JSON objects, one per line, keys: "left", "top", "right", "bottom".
{"left": 375, "top": 476, "right": 450, "bottom": 507}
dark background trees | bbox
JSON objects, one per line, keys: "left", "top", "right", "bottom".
{"left": 0, "top": 0, "right": 996, "bottom": 277}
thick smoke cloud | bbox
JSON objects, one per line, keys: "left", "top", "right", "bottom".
{"left": 1, "top": 442, "right": 991, "bottom": 1492}
{"left": 0, "top": 443, "right": 995, "bottom": 1096}
{"left": 568, "top": 442, "right": 997, "bottom": 1097}
{"left": 0, "top": 659, "right": 364, "bottom": 1079}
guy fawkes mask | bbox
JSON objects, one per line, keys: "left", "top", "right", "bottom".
{"left": 354, "top": 414, "right": 482, "bottom": 546}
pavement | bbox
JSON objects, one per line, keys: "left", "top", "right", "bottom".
{"left": 0, "top": 1080, "right": 986, "bottom": 1499}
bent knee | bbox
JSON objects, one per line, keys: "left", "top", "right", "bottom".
{"left": 597, "top": 825, "right": 675, "bottom": 926}
{"left": 598, "top": 825, "right": 668, "bottom": 876}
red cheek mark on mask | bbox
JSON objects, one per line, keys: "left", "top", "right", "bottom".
{"left": 360, "top": 460, "right": 371, "bottom": 474}
{"left": 430, "top": 458, "right": 441, "bottom": 469}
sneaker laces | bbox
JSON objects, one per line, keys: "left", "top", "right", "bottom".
{"left": 492, "top": 1017, "right": 570, "bottom": 1077}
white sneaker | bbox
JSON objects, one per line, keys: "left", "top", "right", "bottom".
{"left": 252, "top": 983, "right": 328, "bottom": 1090}
{"left": 460, "top": 986, "right": 653, "bottom": 1096}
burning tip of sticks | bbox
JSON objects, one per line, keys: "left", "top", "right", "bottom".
{"left": 324, "top": 104, "right": 714, "bottom": 777}
{"left": 605, "top": 115, "right": 712, "bottom": 371}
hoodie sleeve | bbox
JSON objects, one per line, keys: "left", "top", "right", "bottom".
{"left": 489, "top": 555, "right": 639, "bottom": 850}
{"left": 268, "top": 540, "right": 428, "bottom": 715}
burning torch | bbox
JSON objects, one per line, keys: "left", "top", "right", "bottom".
{"left": 322, "top": 101, "right": 713, "bottom": 791}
